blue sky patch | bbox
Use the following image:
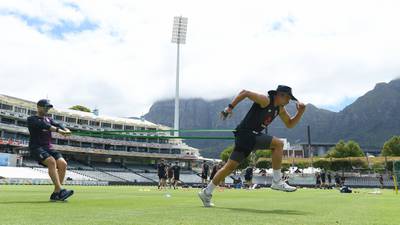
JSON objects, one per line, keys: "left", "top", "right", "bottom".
{"left": 63, "top": 1, "right": 80, "bottom": 10}
{"left": 0, "top": 9, "right": 98, "bottom": 39}
{"left": 270, "top": 15, "right": 296, "bottom": 32}
{"left": 320, "top": 96, "right": 357, "bottom": 112}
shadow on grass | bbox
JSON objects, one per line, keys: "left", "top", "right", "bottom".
{"left": 217, "top": 207, "right": 311, "bottom": 215}
{"left": 0, "top": 201, "right": 64, "bottom": 204}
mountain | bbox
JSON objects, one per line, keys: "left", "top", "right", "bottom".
{"left": 144, "top": 79, "right": 400, "bottom": 158}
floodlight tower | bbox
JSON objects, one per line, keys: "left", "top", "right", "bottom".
{"left": 171, "top": 16, "right": 188, "bottom": 137}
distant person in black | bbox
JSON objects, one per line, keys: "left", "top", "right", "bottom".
{"left": 340, "top": 176, "right": 346, "bottom": 187}
{"left": 315, "top": 172, "right": 321, "bottom": 188}
{"left": 335, "top": 173, "right": 341, "bottom": 187}
{"left": 244, "top": 166, "right": 254, "bottom": 189}
{"left": 201, "top": 161, "right": 209, "bottom": 186}
{"left": 27, "top": 99, "right": 74, "bottom": 201}
{"left": 172, "top": 162, "right": 181, "bottom": 189}
{"left": 199, "top": 85, "right": 305, "bottom": 207}
{"left": 321, "top": 171, "right": 326, "bottom": 189}
{"left": 167, "top": 163, "right": 174, "bottom": 188}
{"left": 157, "top": 159, "right": 167, "bottom": 189}
{"left": 327, "top": 172, "right": 332, "bottom": 188}
{"left": 210, "top": 163, "right": 219, "bottom": 181}
{"left": 378, "top": 174, "right": 384, "bottom": 189}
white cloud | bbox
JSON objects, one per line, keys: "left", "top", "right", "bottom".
{"left": 0, "top": 0, "right": 399, "bottom": 117}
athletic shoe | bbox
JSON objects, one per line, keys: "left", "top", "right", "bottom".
{"left": 58, "top": 189, "right": 74, "bottom": 201}
{"left": 198, "top": 188, "right": 214, "bottom": 207}
{"left": 271, "top": 179, "right": 297, "bottom": 192}
{"left": 50, "top": 192, "right": 61, "bottom": 201}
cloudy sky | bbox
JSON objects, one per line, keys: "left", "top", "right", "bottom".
{"left": 1, "top": 0, "right": 399, "bottom": 117}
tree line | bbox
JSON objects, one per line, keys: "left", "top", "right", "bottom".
{"left": 219, "top": 135, "right": 400, "bottom": 171}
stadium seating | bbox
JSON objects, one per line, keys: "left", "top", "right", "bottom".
{"left": 67, "top": 161, "right": 94, "bottom": 170}
{"left": 344, "top": 176, "right": 394, "bottom": 188}
{"left": 252, "top": 176, "right": 273, "bottom": 185}
{"left": 0, "top": 166, "right": 49, "bottom": 179}
{"left": 138, "top": 173, "right": 159, "bottom": 181}
{"left": 125, "top": 164, "right": 157, "bottom": 173}
{"left": 71, "top": 170, "right": 126, "bottom": 182}
{"left": 179, "top": 174, "right": 202, "bottom": 183}
{"left": 33, "top": 168, "right": 96, "bottom": 181}
{"left": 288, "top": 175, "right": 316, "bottom": 186}
{"left": 22, "top": 159, "right": 41, "bottom": 168}
{"left": 2, "top": 160, "right": 397, "bottom": 188}
{"left": 106, "top": 172, "right": 154, "bottom": 182}
{"left": 91, "top": 162, "right": 127, "bottom": 172}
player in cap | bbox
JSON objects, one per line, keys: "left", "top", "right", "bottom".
{"left": 27, "top": 99, "right": 74, "bottom": 201}
{"left": 199, "top": 85, "right": 305, "bottom": 207}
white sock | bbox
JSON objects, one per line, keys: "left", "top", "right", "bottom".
{"left": 273, "top": 169, "right": 282, "bottom": 183}
{"left": 205, "top": 182, "right": 217, "bottom": 195}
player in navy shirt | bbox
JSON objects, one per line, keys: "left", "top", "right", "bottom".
{"left": 27, "top": 99, "right": 74, "bottom": 201}
{"left": 157, "top": 159, "right": 167, "bottom": 189}
{"left": 171, "top": 162, "right": 181, "bottom": 189}
{"left": 199, "top": 85, "right": 306, "bottom": 207}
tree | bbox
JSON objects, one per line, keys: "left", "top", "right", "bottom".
{"left": 220, "top": 145, "right": 234, "bottom": 162}
{"left": 254, "top": 149, "right": 273, "bottom": 169}
{"left": 326, "top": 140, "right": 365, "bottom": 158}
{"left": 255, "top": 150, "right": 272, "bottom": 160}
{"left": 69, "top": 105, "right": 91, "bottom": 113}
{"left": 330, "top": 140, "right": 346, "bottom": 156}
{"left": 346, "top": 141, "right": 365, "bottom": 157}
{"left": 296, "top": 161, "right": 311, "bottom": 169}
{"left": 220, "top": 145, "right": 250, "bottom": 170}
{"left": 256, "top": 159, "right": 271, "bottom": 168}
{"left": 313, "top": 159, "right": 331, "bottom": 170}
{"left": 382, "top": 136, "right": 400, "bottom": 156}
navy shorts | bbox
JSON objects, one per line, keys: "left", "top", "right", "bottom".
{"left": 230, "top": 131, "right": 273, "bottom": 163}
{"left": 30, "top": 147, "right": 63, "bottom": 167}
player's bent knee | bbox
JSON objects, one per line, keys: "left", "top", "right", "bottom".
{"left": 44, "top": 156, "right": 56, "bottom": 164}
{"left": 57, "top": 159, "right": 67, "bottom": 170}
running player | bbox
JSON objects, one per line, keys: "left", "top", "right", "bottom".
{"left": 210, "top": 163, "right": 219, "bottom": 181}
{"left": 199, "top": 85, "right": 305, "bottom": 207}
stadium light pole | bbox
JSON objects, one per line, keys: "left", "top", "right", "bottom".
{"left": 171, "top": 16, "right": 188, "bottom": 137}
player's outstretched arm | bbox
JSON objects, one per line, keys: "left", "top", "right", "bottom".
{"left": 279, "top": 102, "right": 306, "bottom": 128}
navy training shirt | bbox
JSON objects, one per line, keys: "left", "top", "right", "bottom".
{"left": 172, "top": 165, "right": 181, "bottom": 177}
{"left": 27, "top": 115, "right": 64, "bottom": 149}
{"left": 157, "top": 163, "right": 166, "bottom": 175}
{"left": 236, "top": 94, "right": 280, "bottom": 133}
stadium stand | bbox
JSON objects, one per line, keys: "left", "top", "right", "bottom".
{"left": 71, "top": 170, "right": 126, "bottom": 182}
{"left": 0, "top": 166, "right": 49, "bottom": 179}
{"left": 91, "top": 162, "right": 126, "bottom": 172}
{"left": 106, "top": 172, "right": 153, "bottom": 183}
{"left": 344, "top": 176, "right": 393, "bottom": 188}
{"left": 33, "top": 168, "right": 96, "bottom": 181}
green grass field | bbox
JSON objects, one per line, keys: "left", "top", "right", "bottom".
{"left": 0, "top": 185, "right": 398, "bottom": 225}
